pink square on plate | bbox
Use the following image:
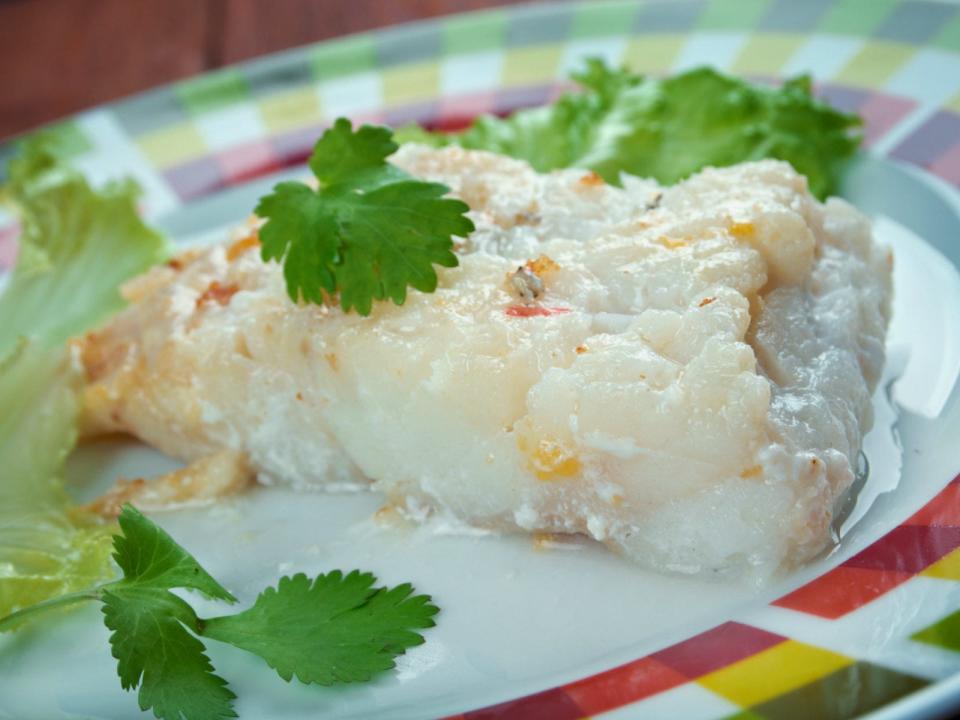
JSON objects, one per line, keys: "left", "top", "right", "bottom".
{"left": 860, "top": 94, "right": 916, "bottom": 147}
{"left": 929, "top": 141, "right": 960, "bottom": 186}
{"left": 217, "top": 140, "right": 279, "bottom": 185}
{"left": 0, "top": 223, "right": 19, "bottom": 270}
{"left": 437, "top": 91, "right": 496, "bottom": 131}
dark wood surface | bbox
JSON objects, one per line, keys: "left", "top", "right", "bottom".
{"left": 0, "top": 0, "right": 525, "bottom": 140}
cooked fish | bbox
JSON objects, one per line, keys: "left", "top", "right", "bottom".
{"left": 76, "top": 146, "right": 892, "bottom": 577}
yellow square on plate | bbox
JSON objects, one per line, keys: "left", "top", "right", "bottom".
{"left": 698, "top": 640, "right": 852, "bottom": 707}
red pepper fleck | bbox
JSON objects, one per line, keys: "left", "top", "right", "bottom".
{"left": 196, "top": 281, "right": 239, "bottom": 308}
{"left": 505, "top": 305, "right": 571, "bottom": 318}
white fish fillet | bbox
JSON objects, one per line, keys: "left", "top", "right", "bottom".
{"left": 77, "top": 146, "right": 892, "bottom": 577}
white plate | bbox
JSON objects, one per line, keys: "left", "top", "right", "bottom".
{"left": 2, "top": 2, "right": 960, "bottom": 718}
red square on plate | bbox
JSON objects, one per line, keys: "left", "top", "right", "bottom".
{"left": 650, "top": 622, "right": 786, "bottom": 678}
{"left": 905, "top": 476, "right": 960, "bottom": 527}
{"left": 563, "top": 656, "right": 687, "bottom": 715}
{"left": 774, "top": 566, "right": 913, "bottom": 619}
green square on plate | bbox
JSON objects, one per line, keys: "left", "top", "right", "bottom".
{"left": 817, "top": 0, "right": 899, "bottom": 35}
{"left": 932, "top": 12, "right": 960, "bottom": 52}
{"left": 442, "top": 10, "right": 507, "bottom": 54}
{"left": 177, "top": 69, "right": 250, "bottom": 116}
{"left": 570, "top": 0, "right": 639, "bottom": 38}
{"left": 697, "top": 0, "right": 771, "bottom": 31}
{"left": 913, "top": 608, "right": 960, "bottom": 651}
{"left": 310, "top": 36, "right": 376, "bottom": 80}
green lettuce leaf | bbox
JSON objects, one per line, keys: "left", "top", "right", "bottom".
{"left": 0, "top": 133, "right": 169, "bottom": 356}
{"left": 0, "top": 133, "right": 169, "bottom": 621}
{"left": 0, "top": 340, "right": 115, "bottom": 620}
{"left": 397, "top": 60, "right": 862, "bottom": 199}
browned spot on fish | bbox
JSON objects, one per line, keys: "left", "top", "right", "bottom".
{"left": 375, "top": 504, "right": 398, "bottom": 521}
{"left": 196, "top": 282, "right": 239, "bottom": 308}
{"left": 513, "top": 211, "right": 541, "bottom": 226}
{"left": 373, "top": 503, "right": 411, "bottom": 527}
{"left": 78, "top": 332, "right": 130, "bottom": 382}
{"left": 159, "top": 248, "right": 202, "bottom": 276}
{"left": 657, "top": 235, "right": 688, "bottom": 249}
{"left": 699, "top": 297, "right": 716, "bottom": 307}
{"left": 580, "top": 171, "right": 604, "bottom": 186}
{"left": 296, "top": 392, "right": 304, "bottom": 401}
{"left": 526, "top": 254, "right": 560, "bottom": 275}
{"left": 226, "top": 234, "right": 261, "bottom": 262}
{"left": 84, "top": 451, "right": 253, "bottom": 518}
{"left": 575, "top": 344, "right": 588, "bottom": 354}
{"left": 506, "top": 305, "right": 572, "bottom": 318}
{"left": 740, "top": 465, "right": 763, "bottom": 479}
{"left": 533, "top": 532, "right": 559, "bottom": 550}
{"left": 611, "top": 494, "right": 624, "bottom": 506}
{"left": 299, "top": 338, "right": 311, "bottom": 356}
{"left": 325, "top": 352, "right": 339, "bottom": 371}
{"left": 235, "top": 333, "right": 252, "bottom": 359}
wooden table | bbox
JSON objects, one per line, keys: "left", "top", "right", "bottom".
{"left": 0, "top": 0, "right": 524, "bottom": 140}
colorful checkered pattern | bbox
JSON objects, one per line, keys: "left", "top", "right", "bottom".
{"left": 0, "top": 0, "right": 956, "bottom": 236}
{"left": 776, "top": 475, "right": 960, "bottom": 619}
{"left": 442, "top": 623, "right": 929, "bottom": 719}
{"left": 2, "top": 1, "right": 960, "bottom": 717}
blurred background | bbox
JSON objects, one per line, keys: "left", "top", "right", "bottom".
{"left": 0, "top": 0, "right": 527, "bottom": 140}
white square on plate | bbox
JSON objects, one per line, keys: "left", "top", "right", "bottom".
{"left": 440, "top": 51, "right": 504, "bottom": 95}
{"left": 194, "top": 104, "right": 267, "bottom": 152}
{"left": 319, "top": 71, "right": 384, "bottom": 117}
{"left": 598, "top": 682, "right": 740, "bottom": 720}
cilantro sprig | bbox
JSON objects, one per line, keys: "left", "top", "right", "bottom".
{"left": 0, "top": 505, "right": 439, "bottom": 720}
{"left": 257, "top": 118, "right": 475, "bottom": 315}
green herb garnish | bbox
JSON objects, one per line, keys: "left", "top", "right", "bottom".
{"left": 0, "top": 505, "right": 439, "bottom": 720}
{"left": 397, "top": 59, "right": 862, "bottom": 200}
{"left": 256, "top": 118, "right": 475, "bottom": 315}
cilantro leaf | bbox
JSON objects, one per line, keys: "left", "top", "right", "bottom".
{"left": 111, "top": 504, "right": 236, "bottom": 603}
{"left": 202, "top": 571, "right": 439, "bottom": 685}
{"left": 398, "top": 59, "right": 862, "bottom": 200}
{"left": 100, "top": 506, "right": 238, "bottom": 720}
{"left": 31, "top": 505, "right": 437, "bottom": 719}
{"left": 334, "top": 180, "right": 463, "bottom": 315}
{"left": 102, "top": 587, "right": 237, "bottom": 720}
{"left": 308, "top": 121, "right": 407, "bottom": 189}
{"left": 256, "top": 118, "right": 473, "bottom": 315}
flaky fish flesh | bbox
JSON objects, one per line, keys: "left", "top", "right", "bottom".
{"left": 77, "top": 146, "right": 891, "bottom": 577}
